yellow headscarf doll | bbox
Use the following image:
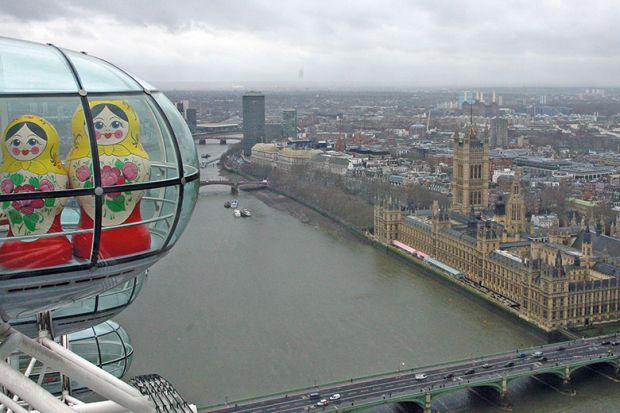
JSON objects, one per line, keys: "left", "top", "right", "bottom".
{"left": 0, "top": 114, "right": 71, "bottom": 268}
{"left": 67, "top": 100, "right": 151, "bottom": 259}
{"left": 68, "top": 100, "right": 148, "bottom": 160}
{"left": 1, "top": 114, "right": 65, "bottom": 176}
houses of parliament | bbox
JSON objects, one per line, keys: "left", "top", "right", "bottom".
{"left": 375, "top": 123, "right": 620, "bottom": 332}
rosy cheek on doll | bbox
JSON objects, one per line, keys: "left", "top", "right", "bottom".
{"left": 12, "top": 148, "right": 20, "bottom": 156}
{"left": 95, "top": 131, "right": 102, "bottom": 140}
{"left": 31, "top": 146, "right": 40, "bottom": 155}
{"left": 114, "top": 129, "right": 124, "bottom": 139}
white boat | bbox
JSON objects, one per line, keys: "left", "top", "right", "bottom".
{"left": 233, "top": 209, "right": 241, "bottom": 218}
{"left": 230, "top": 200, "right": 239, "bottom": 208}
{"left": 240, "top": 209, "right": 251, "bottom": 217}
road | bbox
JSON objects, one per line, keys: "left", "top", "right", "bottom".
{"left": 202, "top": 334, "right": 620, "bottom": 413}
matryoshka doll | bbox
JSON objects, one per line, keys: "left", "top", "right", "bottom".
{"left": 0, "top": 115, "right": 72, "bottom": 268}
{"left": 67, "top": 100, "right": 151, "bottom": 259}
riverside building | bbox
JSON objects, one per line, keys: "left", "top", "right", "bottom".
{"left": 375, "top": 123, "right": 620, "bottom": 332}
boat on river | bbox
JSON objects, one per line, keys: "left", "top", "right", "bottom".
{"left": 224, "top": 201, "right": 231, "bottom": 208}
{"left": 240, "top": 209, "right": 251, "bottom": 218}
{"left": 233, "top": 209, "right": 241, "bottom": 218}
{"left": 230, "top": 200, "right": 239, "bottom": 208}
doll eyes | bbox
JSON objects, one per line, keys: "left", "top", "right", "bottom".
{"left": 93, "top": 120, "right": 123, "bottom": 129}
{"left": 11, "top": 139, "right": 21, "bottom": 147}
{"left": 28, "top": 138, "right": 38, "bottom": 146}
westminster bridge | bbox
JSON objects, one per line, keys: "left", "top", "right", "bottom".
{"left": 202, "top": 334, "right": 620, "bottom": 413}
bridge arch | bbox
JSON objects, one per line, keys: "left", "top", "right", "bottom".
{"left": 530, "top": 370, "right": 567, "bottom": 382}
{"left": 569, "top": 358, "right": 619, "bottom": 378}
{"left": 340, "top": 396, "right": 425, "bottom": 413}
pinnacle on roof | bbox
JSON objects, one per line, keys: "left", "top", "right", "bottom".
{"left": 555, "top": 250, "right": 563, "bottom": 268}
{"left": 584, "top": 224, "right": 592, "bottom": 244}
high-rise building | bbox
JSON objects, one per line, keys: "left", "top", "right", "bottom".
{"left": 490, "top": 116, "right": 508, "bottom": 147}
{"left": 282, "top": 109, "right": 298, "bottom": 138}
{"left": 451, "top": 124, "right": 489, "bottom": 215}
{"left": 185, "top": 108, "right": 197, "bottom": 133}
{"left": 242, "top": 92, "right": 265, "bottom": 156}
{"left": 175, "top": 100, "right": 189, "bottom": 118}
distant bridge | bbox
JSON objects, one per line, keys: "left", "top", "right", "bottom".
{"left": 193, "top": 132, "right": 243, "bottom": 144}
{"left": 201, "top": 335, "right": 620, "bottom": 413}
{"left": 200, "top": 179, "right": 268, "bottom": 194}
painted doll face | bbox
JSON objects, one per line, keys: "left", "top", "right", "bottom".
{"left": 5, "top": 124, "right": 47, "bottom": 162}
{"left": 93, "top": 106, "right": 129, "bottom": 146}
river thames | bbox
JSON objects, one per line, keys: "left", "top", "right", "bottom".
{"left": 116, "top": 143, "right": 620, "bottom": 412}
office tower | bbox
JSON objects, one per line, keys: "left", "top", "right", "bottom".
{"left": 176, "top": 100, "right": 190, "bottom": 118}
{"left": 242, "top": 92, "right": 265, "bottom": 156}
{"left": 282, "top": 109, "right": 298, "bottom": 138}
{"left": 186, "top": 108, "right": 197, "bottom": 133}
{"left": 490, "top": 116, "right": 508, "bottom": 147}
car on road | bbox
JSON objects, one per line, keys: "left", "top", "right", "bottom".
{"left": 464, "top": 368, "right": 475, "bottom": 375}
{"left": 316, "top": 399, "right": 329, "bottom": 407}
{"left": 503, "top": 361, "right": 515, "bottom": 368}
{"left": 482, "top": 363, "right": 492, "bottom": 369}
{"left": 329, "top": 394, "right": 341, "bottom": 401}
{"left": 601, "top": 340, "right": 611, "bottom": 346}
{"left": 532, "top": 351, "right": 544, "bottom": 358}
{"left": 443, "top": 373, "right": 454, "bottom": 380}
{"left": 612, "top": 341, "right": 620, "bottom": 346}
{"left": 556, "top": 346, "right": 566, "bottom": 351}
{"left": 518, "top": 352, "right": 527, "bottom": 359}
{"left": 414, "top": 373, "right": 428, "bottom": 380}
{"left": 539, "top": 356, "right": 548, "bottom": 363}
{"left": 309, "top": 392, "right": 320, "bottom": 400}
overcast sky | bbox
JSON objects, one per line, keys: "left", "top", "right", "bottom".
{"left": 2, "top": 0, "right": 619, "bottom": 89}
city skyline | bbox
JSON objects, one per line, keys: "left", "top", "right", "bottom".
{"left": 2, "top": 1, "right": 620, "bottom": 88}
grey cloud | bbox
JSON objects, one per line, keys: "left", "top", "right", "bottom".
{"left": 2, "top": 0, "right": 620, "bottom": 86}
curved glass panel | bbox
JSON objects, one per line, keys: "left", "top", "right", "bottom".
{"left": 0, "top": 96, "right": 94, "bottom": 184}
{"left": 69, "top": 96, "right": 179, "bottom": 189}
{"left": 11, "top": 321, "right": 133, "bottom": 394}
{"left": 0, "top": 196, "right": 94, "bottom": 275}
{"left": 127, "top": 72, "right": 158, "bottom": 91}
{"left": 168, "top": 179, "right": 198, "bottom": 247}
{"left": 152, "top": 92, "right": 198, "bottom": 178}
{"left": 0, "top": 38, "right": 78, "bottom": 93}
{"left": 0, "top": 37, "right": 199, "bottom": 320}
{"left": 53, "top": 295, "right": 96, "bottom": 318}
{"left": 98, "top": 185, "right": 178, "bottom": 262}
{"left": 69, "top": 337, "right": 100, "bottom": 365}
{"left": 63, "top": 49, "right": 142, "bottom": 92}
{"left": 10, "top": 272, "right": 146, "bottom": 337}
{"left": 97, "top": 277, "right": 134, "bottom": 311}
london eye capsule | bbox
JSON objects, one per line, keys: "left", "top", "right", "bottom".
{"left": 0, "top": 37, "right": 199, "bottom": 321}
